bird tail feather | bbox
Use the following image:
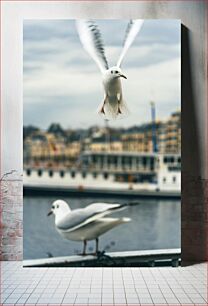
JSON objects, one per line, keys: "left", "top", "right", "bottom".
{"left": 121, "top": 217, "right": 131, "bottom": 223}
{"left": 98, "top": 96, "right": 130, "bottom": 120}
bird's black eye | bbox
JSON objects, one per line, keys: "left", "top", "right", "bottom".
{"left": 111, "top": 71, "right": 113, "bottom": 74}
{"left": 52, "top": 205, "right": 55, "bottom": 209}
{"left": 115, "top": 71, "right": 118, "bottom": 73}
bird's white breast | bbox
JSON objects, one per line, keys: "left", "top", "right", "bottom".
{"left": 103, "top": 76, "right": 122, "bottom": 97}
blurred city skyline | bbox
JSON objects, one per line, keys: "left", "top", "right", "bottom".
{"left": 24, "top": 107, "right": 179, "bottom": 132}
{"left": 24, "top": 19, "right": 181, "bottom": 129}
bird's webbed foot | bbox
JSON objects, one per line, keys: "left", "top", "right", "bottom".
{"left": 117, "top": 106, "right": 122, "bottom": 114}
{"left": 84, "top": 251, "right": 98, "bottom": 256}
{"left": 78, "top": 252, "right": 87, "bottom": 256}
{"left": 99, "top": 106, "right": 105, "bottom": 114}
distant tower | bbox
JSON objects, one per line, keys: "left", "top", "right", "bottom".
{"left": 150, "top": 101, "right": 158, "bottom": 152}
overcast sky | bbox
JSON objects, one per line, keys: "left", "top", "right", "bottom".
{"left": 23, "top": 19, "right": 180, "bottom": 130}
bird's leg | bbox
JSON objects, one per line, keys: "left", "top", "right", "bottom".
{"left": 82, "top": 240, "right": 87, "bottom": 255}
{"left": 117, "top": 101, "right": 122, "bottom": 115}
{"left": 95, "top": 237, "right": 99, "bottom": 255}
{"left": 100, "top": 105, "right": 105, "bottom": 114}
{"left": 99, "top": 97, "right": 107, "bottom": 114}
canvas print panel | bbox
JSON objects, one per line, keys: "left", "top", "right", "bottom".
{"left": 23, "top": 19, "right": 181, "bottom": 267}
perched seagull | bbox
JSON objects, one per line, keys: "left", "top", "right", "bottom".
{"left": 47, "top": 199, "right": 131, "bottom": 255}
{"left": 76, "top": 19, "right": 144, "bottom": 118}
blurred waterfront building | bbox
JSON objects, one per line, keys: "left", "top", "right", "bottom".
{"left": 65, "top": 141, "right": 81, "bottom": 160}
{"left": 23, "top": 110, "right": 181, "bottom": 168}
{"left": 24, "top": 131, "right": 66, "bottom": 166}
{"left": 121, "top": 122, "right": 162, "bottom": 153}
{"left": 89, "top": 137, "right": 122, "bottom": 152}
{"left": 164, "top": 110, "right": 181, "bottom": 153}
{"left": 158, "top": 110, "right": 181, "bottom": 153}
{"left": 121, "top": 110, "right": 181, "bottom": 154}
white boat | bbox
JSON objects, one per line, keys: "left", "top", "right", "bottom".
{"left": 23, "top": 152, "right": 181, "bottom": 197}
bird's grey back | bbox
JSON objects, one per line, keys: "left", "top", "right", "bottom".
{"left": 56, "top": 203, "right": 125, "bottom": 232}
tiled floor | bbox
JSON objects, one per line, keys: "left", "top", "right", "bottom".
{"left": 0, "top": 262, "right": 207, "bottom": 305}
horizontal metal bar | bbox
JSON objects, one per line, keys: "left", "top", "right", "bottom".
{"left": 23, "top": 248, "right": 181, "bottom": 267}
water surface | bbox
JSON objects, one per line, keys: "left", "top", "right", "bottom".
{"left": 24, "top": 196, "right": 181, "bottom": 260}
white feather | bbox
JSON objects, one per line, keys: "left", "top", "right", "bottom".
{"left": 76, "top": 20, "right": 109, "bottom": 73}
{"left": 117, "top": 19, "right": 144, "bottom": 67}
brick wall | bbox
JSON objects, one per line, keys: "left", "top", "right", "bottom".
{"left": 0, "top": 173, "right": 23, "bottom": 261}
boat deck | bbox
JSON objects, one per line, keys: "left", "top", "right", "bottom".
{"left": 24, "top": 185, "right": 181, "bottom": 198}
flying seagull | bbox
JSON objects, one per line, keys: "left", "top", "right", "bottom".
{"left": 47, "top": 200, "right": 131, "bottom": 255}
{"left": 76, "top": 19, "right": 144, "bottom": 118}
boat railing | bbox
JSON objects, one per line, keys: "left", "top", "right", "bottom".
{"left": 23, "top": 248, "right": 181, "bottom": 268}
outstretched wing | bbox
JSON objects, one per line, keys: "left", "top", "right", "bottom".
{"left": 76, "top": 20, "right": 109, "bottom": 73}
{"left": 117, "top": 19, "right": 144, "bottom": 67}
